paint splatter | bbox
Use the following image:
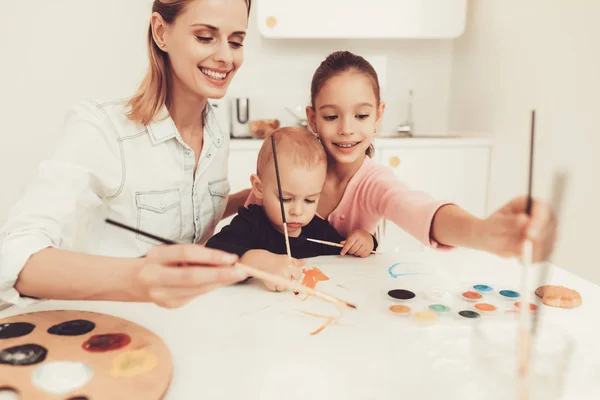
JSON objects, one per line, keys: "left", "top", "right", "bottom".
{"left": 0, "top": 323, "right": 35, "bottom": 340}
{"left": 110, "top": 349, "right": 158, "bottom": 378}
{"left": 82, "top": 333, "right": 131, "bottom": 353}
{"left": 47, "top": 320, "right": 95, "bottom": 336}
{"left": 32, "top": 361, "right": 93, "bottom": 395}
{"left": 296, "top": 267, "right": 329, "bottom": 301}
{"left": 0, "top": 344, "right": 47, "bottom": 366}
{"left": 387, "top": 262, "right": 426, "bottom": 278}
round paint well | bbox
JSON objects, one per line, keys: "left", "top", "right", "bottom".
{"left": 414, "top": 311, "right": 439, "bottom": 323}
{"left": 474, "top": 303, "right": 497, "bottom": 312}
{"left": 423, "top": 289, "right": 452, "bottom": 303}
{"left": 82, "top": 333, "right": 131, "bottom": 353}
{"left": 0, "top": 344, "right": 47, "bottom": 366}
{"left": 0, "top": 387, "right": 20, "bottom": 400}
{"left": 462, "top": 291, "right": 483, "bottom": 302}
{"left": 473, "top": 284, "right": 493, "bottom": 293}
{"left": 47, "top": 320, "right": 95, "bottom": 336}
{"left": 458, "top": 310, "right": 481, "bottom": 319}
{"left": 388, "top": 289, "right": 416, "bottom": 301}
{"left": 389, "top": 305, "right": 411, "bottom": 316}
{"left": 0, "top": 323, "right": 35, "bottom": 340}
{"left": 429, "top": 304, "right": 451, "bottom": 313}
{"left": 32, "top": 361, "right": 93, "bottom": 395}
{"left": 499, "top": 290, "right": 520, "bottom": 299}
{"left": 515, "top": 302, "right": 538, "bottom": 311}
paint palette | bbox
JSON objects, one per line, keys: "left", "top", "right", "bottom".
{"left": 386, "top": 282, "right": 537, "bottom": 325}
{"left": 0, "top": 310, "right": 172, "bottom": 399}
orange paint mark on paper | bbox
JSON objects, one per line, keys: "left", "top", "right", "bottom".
{"left": 299, "top": 310, "right": 339, "bottom": 336}
{"left": 296, "top": 267, "right": 330, "bottom": 301}
{"left": 301, "top": 267, "right": 329, "bottom": 289}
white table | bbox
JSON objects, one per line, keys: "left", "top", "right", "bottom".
{"left": 2, "top": 249, "right": 600, "bottom": 399}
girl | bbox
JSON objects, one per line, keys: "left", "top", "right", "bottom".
{"left": 0, "top": 0, "right": 255, "bottom": 309}
{"left": 305, "top": 50, "right": 555, "bottom": 261}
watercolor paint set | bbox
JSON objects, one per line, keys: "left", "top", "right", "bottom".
{"left": 0, "top": 310, "right": 172, "bottom": 400}
{"left": 385, "top": 281, "right": 538, "bottom": 325}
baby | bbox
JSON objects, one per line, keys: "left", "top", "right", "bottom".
{"left": 205, "top": 126, "right": 376, "bottom": 291}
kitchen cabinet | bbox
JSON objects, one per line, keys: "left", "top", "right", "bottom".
{"left": 216, "top": 137, "right": 491, "bottom": 253}
{"left": 256, "top": 0, "right": 467, "bottom": 39}
{"left": 372, "top": 139, "right": 490, "bottom": 252}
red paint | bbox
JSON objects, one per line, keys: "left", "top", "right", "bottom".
{"left": 82, "top": 333, "right": 131, "bottom": 352}
{"left": 515, "top": 302, "right": 538, "bottom": 311}
{"left": 462, "top": 291, "right": 483, "bottom": 300}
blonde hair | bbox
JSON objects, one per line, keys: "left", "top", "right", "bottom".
{"left": 127, "top": 0, "right": 252, "bottom": 125}
{"left": 257, "top": 127, "right": 327, "bottom": 178}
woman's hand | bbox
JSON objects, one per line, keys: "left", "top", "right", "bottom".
{"left": 136, "top": 244, "right": 248, "bottom": 309}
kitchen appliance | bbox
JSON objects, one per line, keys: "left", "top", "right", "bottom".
{"left": 208, "top": 98, "right": 231, "bottom": 137}
{"left": 231, "top": 97, "right": 252, "bottom": 138}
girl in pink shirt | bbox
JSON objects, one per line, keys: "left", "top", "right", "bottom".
{"left": 250, "top": 50, "right": 555, "bottom": 261}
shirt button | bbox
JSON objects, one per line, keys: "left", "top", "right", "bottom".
{"left": 207, "top": 154, "right": 211, "bottom": 158}
{"left": 186, "top": 150, "right": 192, "bottom": 156}
{"left": 195, "top": 216, "right": 199, "bottom": 222}
{"left": 160, "top": 202, "right": 166, "bottom": 209}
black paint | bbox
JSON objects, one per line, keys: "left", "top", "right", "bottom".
{"left": 0, "top": 322, "right": 35, "bottom": 339}
{"left": 47, "top": 319, "right": 95, "bottom": 336}
{"left": 0, "top": 344, "right": 47, "bottom": 366}
{"left": 388, "top": 289, "right": 416, "bottom": 300}
{"left": 458, "top": 310, "right": 481, "bottom": 319}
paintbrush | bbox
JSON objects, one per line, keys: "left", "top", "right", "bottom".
{"left": 270, "top": 134, "right": 293, "bottom": 264}
{"left": 105, "top": 218, "right": 357, "bottom": 310}
{"left": 517, "top": 109, "right": 536, "bottom": 400}
{"left": 304, "top": 237, "right": 382, "bottom": 255}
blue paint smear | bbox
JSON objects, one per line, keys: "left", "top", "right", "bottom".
{"left": 387, "top": 262, "right": 426, "bottom": 279}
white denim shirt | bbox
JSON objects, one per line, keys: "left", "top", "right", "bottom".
{"left": 0, "top": 99, "right": 231, "bottom": 307}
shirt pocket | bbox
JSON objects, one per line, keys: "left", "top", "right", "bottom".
{"left": 207, "top": 178, "right": 231, "bottom": 228}
{"left": 135, "top": 189, "right": 182, "bottom": 245}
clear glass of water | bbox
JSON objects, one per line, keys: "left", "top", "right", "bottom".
{"left": 469, "top": 320, "right": 574, "bottom": 400}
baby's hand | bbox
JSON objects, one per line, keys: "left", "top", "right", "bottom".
{"left": 340, "top": 229, "right": 375, "bottom": 258}
{"left": 253, "top": 252, "right": 306, "bottom": 292}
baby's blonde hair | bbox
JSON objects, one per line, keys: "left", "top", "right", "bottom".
{"left": 257, "top": 127, "right": 326, "bottom": 178}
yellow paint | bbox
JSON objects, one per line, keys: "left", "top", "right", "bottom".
{"left": 110, "top": 349, "right": 158, "bottom": 378}
{"left": 413, "top": 311, "right": 438, "bottom": 322}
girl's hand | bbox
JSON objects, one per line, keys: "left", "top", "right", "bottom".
{"left": 340, "top": 229, "right": 375, "bottom": 258}
{"left": 136, "top": 245, "right": 248, "bottom": 309}
{"left": 477, "top": 196, "right": 557, "bottom": 262}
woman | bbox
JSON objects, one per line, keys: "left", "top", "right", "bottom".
{"left": 0, "top": 0, "right": 252, "bottom": 309}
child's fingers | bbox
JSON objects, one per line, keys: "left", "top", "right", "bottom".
{"left": 347, "top": 241, "right": 363, "bottom": 256}
{"left": 359, "top": 247, "right": 371, "bottom": 258}
{"left": 290, "top": 267, "right": 304, "bottom": 282}
{"left": 340, "top": 237, "right": 357, "bottom": 255}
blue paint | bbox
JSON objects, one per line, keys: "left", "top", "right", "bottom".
{"left": 473, "top": 284, "right": 493, "bottom": 293}
{"left": 499, "top": 290, "right": 520, "bottom": 298}
{"left": 387, "top": 262, "right": 426, "bottom": 279}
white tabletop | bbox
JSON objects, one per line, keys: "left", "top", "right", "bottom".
{"left": 2, "top": 248, "right": 600, "bottom": 399}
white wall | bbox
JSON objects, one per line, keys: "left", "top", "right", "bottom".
{"left": 0, "top": 0, "right": 456, "bottom": 224}
{"left": 449, "top": 0, "right": 600, "bottom": 283}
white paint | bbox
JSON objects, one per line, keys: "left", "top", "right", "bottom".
{"left": 32, "top": 361, "right": 93, "bottom": 395}
{"left": 0, "top": 389, "right": 20, "bottom": 400}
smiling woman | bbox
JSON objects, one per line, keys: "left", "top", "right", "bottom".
{"left": 0, "top": 0, "right": 255, "bottom": 310}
